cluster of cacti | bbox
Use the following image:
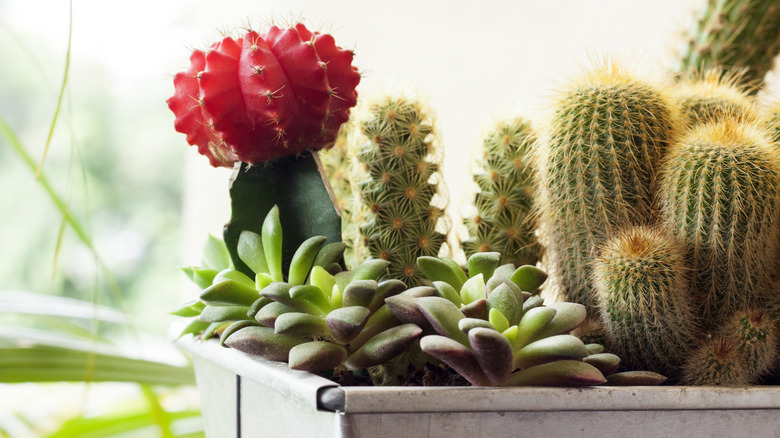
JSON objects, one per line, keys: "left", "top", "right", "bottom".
{"left": 675, "top": 0, "right": 780, "bottom": 92}
{"left": 534, "top": 61, "right": 680, "bottom": 313}
{"left": 387, "top": 252, "right": 666, "bottom": 386}
{"left": 461, "top": 117, "right": 539, "bottom": 266}
{"left": 175, "top": 206, "right": 422, "bottom": 374}
{"left": 351, "top": 95, "right": 450, "bottom": 285}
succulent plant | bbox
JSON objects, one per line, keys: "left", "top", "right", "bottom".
{"left": 592, "top": 225, "right": 699, "bottom": 379}
{"left": 174, "top": 206, "right": 421, "bottom": 374}
{"left": 384, "top": 252, "right": 666, "bottom": 386}
{"left": 716, "top": 308, "right": 777, "bottom": 381}
{"left": 167, "top": 23, "right": 360, "bottom": 167}
{"left": 675, "top": 0, "right": 780, "bottom": 93}
{"left": 352, "top": 94, "right": 450, "bottom": 285}
{"left": 672, "top": 68, "right": 756, "bottom": 125}
{"left": 462, "top": 116, "right": 539, "bottom": 267}
{"left": 658, "top": 117, "right": 780, "bottom": 327}
{"left": 682, "top": 336, "right": 750, "bottom": 385}
{"left": 534, "top": 60, "right": 680, "bottom": 314}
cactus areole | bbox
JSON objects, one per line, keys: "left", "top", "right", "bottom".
{"left": 167, "top": 23, "right": 360, "bottom": 167}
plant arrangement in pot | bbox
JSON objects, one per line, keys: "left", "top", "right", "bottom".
{"left": 166, "top": 10, "right": 780, "bottom": 437}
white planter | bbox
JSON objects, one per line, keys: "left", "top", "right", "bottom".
{"left": 175, "top": 336, "right": 780, "bottom": 438}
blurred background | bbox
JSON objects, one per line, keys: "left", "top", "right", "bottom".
{"left": 2, "top": 0, "right": 777, "bottom": 436}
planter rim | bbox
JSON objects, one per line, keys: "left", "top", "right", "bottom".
{"left": 174, "top": 334, "right": 780, "bottom": 414}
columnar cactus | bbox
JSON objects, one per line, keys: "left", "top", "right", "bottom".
{"left": 353, "top": 94, "right": 449, "bottom": 285}
{"left": 675, "top": 0, "right": 780, "bottom": 93}
{"left": 672, "top": 69, "right": 756, "bottom": 125}
{"left": 462, "top": 117, "right": 539, "bottom": 266}
{"left": 658, "top": 118, "right": 780, "bottom": 326}
{"left": 535, "top": 61, "right": 680, "bottom": 313}
{"left": 593, "top": 226, "right": 699, "bottom": 379}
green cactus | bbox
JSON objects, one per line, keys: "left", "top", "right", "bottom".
{"left": 592, "top": 225, "right": 699, "bottom": 379}
{"left": 462, "top": 117, "right": 540, "bottom": 266}
{"left": 397, "top": 253, "right": 666, "bottom": 386}
{"left": 676, "top": 0, "right": 780, "bottom": 93}
{"left": 658, "top": 118, "right": 780, "bottom": 327}
{"left": 535, "top": 61, "right": 680, "bottom": 314}
{"left": 174, "top": 206, "right": 421, "bottom": 377}
{"left": 716, "top": 308, "right": 777, "bottom": 381}
{"left": 352, "top": 94, "right": 450, "bottom": 285}
{"left": 672, "top": 68, "right": 756, "bottom": 125}
{"left": 767, "top": 99, "right": 780, "bottom": 144}
{"left": 682, "top": 336, "right": 749, "bottom": 385}
{"left": 319, "top": 126, "right": 361, "bottom": 269}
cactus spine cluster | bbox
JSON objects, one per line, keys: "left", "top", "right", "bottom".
{"left": 682, "top": 336, "right": 749, "bottom": 385}
{"left": 462, "top": 117, "right": 540, "bottom": 266}
{"left": 676, "top": 0, "right": 780, "bottom": 92}
{"left": 593, "top": 226, "right": 698, "bottom": 378}
{"left": 716, "top": 308, "right": 777, "bottom": 380}
{"left": 535, "top": 61, "right": 680, "bottom": 313}
{"left": 353, "top": 95, "right": 449, "bottom": 285}
{"left": 658, "top": 118, "right": 780, "bottom": 326}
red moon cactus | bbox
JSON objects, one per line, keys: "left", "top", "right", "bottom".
{"left": 167, "top": 23, "right": 360, "bottom": 167}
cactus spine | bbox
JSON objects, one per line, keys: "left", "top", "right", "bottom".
{"left": 592, "top": 226, "right": 698, "bottom": 378}
{"left": 353, "top": 95, "right": 449, "bottom": 285}
{"left": 463, "top": 117, "right": 539, "bottom": 266}
{"left": 535, "top": 61, "right": 680, "bottom": 313}
{"left": 676, "top": 0, "right": 780, "bottom": 92}
{"left": 672, "top": 69, "right": 756, "bottom": 126}
{"left": 658, "top": 118, "right": 780, "bottom": 326}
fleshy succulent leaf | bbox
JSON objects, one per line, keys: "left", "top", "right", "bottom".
{"left": 433, "top": 281, "right": 462, "bottom": 306}
{"left": 200, "top": 280, "right": 260, "bottom": 307}
{"left": 254, "top": 301, "right": 298, "bottom": 327}
{"left": 224, "top": 326, "right": 308, "bottom": 361}
{"left": 289, "top": 284, "right": 332, "bottom": 314}
{"left": 583, "top": 352, "right": 621, "bottom": 377}
{"left": 369, "top": 279, "right": 408, "bottom": 312}
{"left": 469, "top": 327, "right": 514, "bottom": 386}
{"left": 522, "top": 295, "right": 545, "bottom": 313}
{"left": 467, "top": 252, "right": 501, "bottom": 280}
{"left": 213, "top": 269, "right": 256, "bottom": 289}
{"left": 220, "top": 320, "right": 262, "bottom": 346}
{"left": 460, "top": 298, "right": 488, "bottom": 320}
{"left": 605, "top": 371, "right": 667, "bottom": 386}
{"left": 247, "top": 297, "right": 272, "bottom": 320}
{"left": 489, "top": 308, "right": 510, "bottom": 333}
{"left": 182, "top": 267, "right": 219, "bottom": 290}
{"left": 460, "top": 274, "right": 486, "bottom": 305}
{"left": 288, "top": 236, "right": 328, "bottom": 285}
{"left": 170, "top": 299, "right": 205, "bottom": 317}
{"left": 414, "top": 296, "right": 469, "bottom": 346}
{"left": 262, "top": 205, "right": 284, "bottom": 282}
{"left": 238, "top": 230, "right": 268, "bottom": 275}
{"left": 312, "top": 242, "right": 347, "bottom": 268}
{"left": 458, "top": 318, "right": 494, "bottom": 333}
{"left": 274, "top": 312, "right": 331, "bottom": 337}
{"left": 347, "top": 305, "right": 400, "bottom": 351}
{"left": 513, "top": 306, "right": 557, "bottom": 350}
{"left": 325, "top": 306, "right": 371, "bottom": 343}
{"left": 198, "top": 305, "right": 251, "bottom": 323}
{"left": 344, "top": 323, "right": 423, "bottom": 370}
{"left": 486, "top": 282, "right": 523, "bottom": 325}
{"left": 507, "top": 360, "right": 607, "bottom": 386}
{"left": 509, "top": 265, "right": 548, "bottom": 293}
{"left": 514, "top": 334, "right": 589, "bottom": 369}
{"left": 203, "top": 234, "right": 231, "bottom": 271}
{"left": 526, "top": 302, "right": 587, "bottom": 343}
{"left": 417, "top": 256, "right": 466, "bottom": 291}
{"left": 419, "top": 335, "right": 492, "bottom": 386}
{"left": 288, "top": 341, "right": 348, "bottom": 372}
{"left": 343, "top": 280, "right": 378, "bottom": 308}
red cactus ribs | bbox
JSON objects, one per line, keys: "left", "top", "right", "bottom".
{"left": 167, "top": 23, "right": 360, "bottom": 167}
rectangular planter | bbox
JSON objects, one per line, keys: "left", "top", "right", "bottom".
{"left": 175, "top": 336, "right": 780, "bottom": 438}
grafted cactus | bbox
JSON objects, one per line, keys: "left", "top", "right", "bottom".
{"left": 387, "top": 253, "right": 666, "bottom": 386}
{"left": 675, "top": 0, "right": 780, "bottom": 93}
{"left": 352, "top": 94, "right": 450, "bottom": 285}
{"left": 462, "top": 117, "right": 539, "bottom": 266}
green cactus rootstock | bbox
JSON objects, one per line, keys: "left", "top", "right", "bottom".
{"left": 658, "top": 118, "right": 780, "bottom": 326}
{"left": 593, "top": 226, "right": 699, "bottom": 379}
{"left": 672, "top": 69, "right": 756, "bottom": 126}
{"left": 535, "top": 61, "right": 680, "bottom": 313}
{"left": 462, "top": 117, "right": 539, "bottom": 267}
{"left": 353, "top": 95, "right": 449, "bottom": 285}
{"left": 676, "top": 0, "right": 780, "bottom": 92}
